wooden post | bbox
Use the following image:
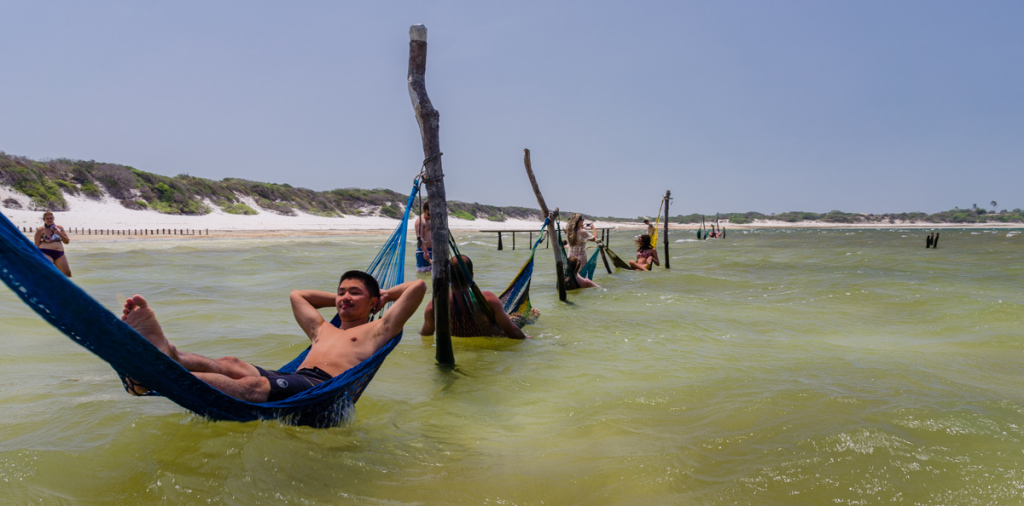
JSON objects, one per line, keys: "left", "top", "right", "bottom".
{"left": 523, "top": 148, "right": 567, "bottom": 302}
{"left": 512, "top": 231, "right": 516, "bottom": 250}
{"left": 497, "top": 231, "right": 503, "bottom": 251}
{"left": 599, "top": 244, "right": 612, "bottom": 274}
{"left": 409, "top": 24, "right": 453, "bottom": 366}
{"left": 663, "top": 190, "right": 671, "bottom": 269}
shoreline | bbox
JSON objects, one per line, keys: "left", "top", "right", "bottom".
{"left": 14, "top": 222, "right": 1023, "bottom": 244}
{"left": 4, "top": 188, "right": 1022, "bottom": 242}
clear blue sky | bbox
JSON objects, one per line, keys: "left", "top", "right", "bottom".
{"left": 2, "top": 1, "right": 1022, "bottom": 217}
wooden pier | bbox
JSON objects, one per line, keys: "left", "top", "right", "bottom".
{"left": 480, "top": 227, "right": 614, "bottom": 250}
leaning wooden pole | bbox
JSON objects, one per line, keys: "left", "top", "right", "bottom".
{"left": 523, "top": 149, "right": 567, "bottom": 302}
{"left": 408, "top": 24, "right": 453, "bottom": 365}
{"left": 599, "top": 243, "right": 612, "bottom": 274}
{"left": 663, "top": 190, "right": 671, "bottom": 269}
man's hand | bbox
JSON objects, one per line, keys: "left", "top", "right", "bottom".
{"left": 374, "top": 287, "right": 396, "bottom": 313}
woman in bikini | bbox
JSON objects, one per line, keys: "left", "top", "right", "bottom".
{"left": 628, "top": 234, "right": 659, "bottom": 272}
{"left": 34, "top": 211, "right": 72, "bottom": 277}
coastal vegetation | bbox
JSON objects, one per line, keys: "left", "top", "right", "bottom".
{"left": 0, "top": 152, "right": 542, "bottom": 221}
{"left": 2, "top": 151, "right": 1020, "bottom": 224}
{"left": 668, "top": 208, "right": 1024, "bottom": 225}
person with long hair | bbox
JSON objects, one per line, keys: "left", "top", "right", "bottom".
{"left": 565, "top": 256, "right": 599, "bottom": 289}
{"left": 566, "top": 213, "right": 597, "bottom": 266}
{"left": 34, "top": 211, "right": 71, "bottom": 277}
{"left": 419, "top": 255, "right": 528, "bottom": 339}
{"left": 628, "top": 234, "right": 660, "bottom": 271}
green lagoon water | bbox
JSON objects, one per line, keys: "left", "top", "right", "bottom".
{"left": 1, "top": 228, "right": 1023, "bottom": 503}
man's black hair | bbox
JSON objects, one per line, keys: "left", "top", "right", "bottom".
{"left": 339, "top": 270, "right": 381, "bottom": 299}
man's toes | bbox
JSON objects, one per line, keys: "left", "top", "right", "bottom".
{"left": 131, "top": 294, "right": 148, "bottom": 308}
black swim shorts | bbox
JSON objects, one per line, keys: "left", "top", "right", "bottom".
{"left": 255, "top": 366, "right": 333, "bottom": 402}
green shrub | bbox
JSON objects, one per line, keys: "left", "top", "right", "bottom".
{"left": 54, "top": 179, "right": 78, "bottom": 193}
{"left": 155, "top": 182, "right": 174, "bottom": 202}
{"left": 221, "top": 202, "right": 258, "bottom": 215}
{"left": 81, "top": 181, "right": 102, "bottom": 198}
{"left": 149, "top": 200, "right": 177, "bottom": 214}
{"left": 450, "top": 209, "right": 475, "bottom": 221}
{"left": 380, "top": 204, "right": 403, "bottom": 219}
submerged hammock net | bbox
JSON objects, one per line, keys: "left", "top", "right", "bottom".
{"left": 0, "top": 180, "right": 421, "bottom": 428}
{"left": 602, "top": 243, "right": 634, "bottom": 270}
{"left": 497, "top": 218, "right": 549, "bottom": 325}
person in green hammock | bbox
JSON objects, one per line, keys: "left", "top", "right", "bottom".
{"left": 565, "top": 256, "right": 600, "bottom": 290}
{"left": 120, "top": 272, "right": 426, "bottom": 402}
{"left": 420, "top": 255, "right": 529, "bottom": 339}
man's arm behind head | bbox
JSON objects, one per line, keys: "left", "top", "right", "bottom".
{"left": 378, "top": 280, "right": 427, "bottom": 342}
{"left": 290, "top": 290, "right": 337, "bottom": 341}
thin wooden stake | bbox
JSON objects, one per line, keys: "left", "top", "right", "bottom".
{"left": 523, "top": 149, "right": 567, "bottom": 302}
{"left": 409, "top": 24, "right": 453, "bottom": 365}
{"left": 663, "top": 190, "right": 671, "bottom": 269}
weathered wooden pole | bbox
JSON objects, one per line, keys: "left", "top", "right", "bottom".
{"left": 663, "top": 190, "right": 671, "bottom": 269}
{"left": 599, "top": 243, "right": 612, "bottom": 274}
{"left": 408, "top": 24, "right": 453, "bottom": 365}
{"left": 497, "top": 231, "right": 503, "bottom": 250}
{"left": 523, "top": 149, "right": 567, "bottom": 302}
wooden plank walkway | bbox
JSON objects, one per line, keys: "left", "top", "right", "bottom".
{"left": 476, "top": 227, "right": 615, "bottom": 250}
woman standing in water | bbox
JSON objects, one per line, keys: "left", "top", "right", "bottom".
{"left": 566, "top": 213, "right": 597, "bottom": 266}
{"left": 628, "top": 234, "right": 659, "bottom": 271}
{"left": 34, "top": 211, "right": 72, "bottom": 277}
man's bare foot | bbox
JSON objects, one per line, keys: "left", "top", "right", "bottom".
{"left": 122, "top": 294, "right": 177, "bottom": 360}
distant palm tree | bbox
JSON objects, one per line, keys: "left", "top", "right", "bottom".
{"left": 973, "top": 203, "right": 978, "bottom": 210}
{"left": 991, "top": 200, "right": 998, "bottom": 209}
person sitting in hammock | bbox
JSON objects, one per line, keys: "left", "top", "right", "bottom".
{"left": 628, "top": 234, "right": 660, "bottom": 271}
{"left": 420, "top": 255, "right": 529, "bottom": 339}
{"left": 120, "top": 271, "right": 426, "bottom": 402}
{"left": 565, "top": 256, "right": 599, "bottom": 290}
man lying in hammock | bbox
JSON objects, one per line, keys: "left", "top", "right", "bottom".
{"left": 420, "top": 255, "right": 528, "bottom": 339}
{"left": 121, "top": 271, "right": 426, "bottom": 402}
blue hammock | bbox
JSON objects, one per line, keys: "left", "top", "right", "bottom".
{"left": 0, "top": 181, "right": 420, "bottom": 428}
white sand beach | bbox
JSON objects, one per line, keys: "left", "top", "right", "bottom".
{"left": 1, "top": 186, "right": 627, "bottom": 239}
{"left": 3, "top": 185, "right": 1020, "bottom": 241}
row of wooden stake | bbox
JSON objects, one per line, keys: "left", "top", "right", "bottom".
{"left": 21, "top": 227, "right": 208, "bottom": 236}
